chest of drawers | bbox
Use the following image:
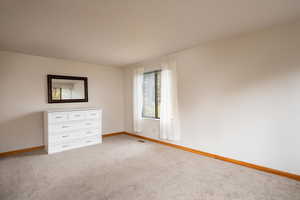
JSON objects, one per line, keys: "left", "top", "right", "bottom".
{"left": 44, "top": 108, "right": 102, "bottom": 154}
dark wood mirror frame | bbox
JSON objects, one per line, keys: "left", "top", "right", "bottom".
{"left": 47, "top": 75, "right": 88, "bottom": 103}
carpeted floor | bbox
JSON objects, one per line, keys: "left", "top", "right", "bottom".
{"left": 0, "top": 135, "right": 299, "bottom": 200}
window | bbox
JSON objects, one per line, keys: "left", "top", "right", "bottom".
{"left": 52, "top": 88, "right": 62, "bottom": 100}
{"left": 142, "top": 70, "right": 161, "bottom": 119}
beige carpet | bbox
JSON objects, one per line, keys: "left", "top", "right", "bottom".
{"left": 0, "top": 134, "right": 299, "bottom": 200}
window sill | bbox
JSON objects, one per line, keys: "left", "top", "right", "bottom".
{"left": 142, "top": 117, "right": 160, "bottom": 121}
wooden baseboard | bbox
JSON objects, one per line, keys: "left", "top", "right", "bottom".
{"left": 102, "top": 132, "right": 125, "bottom": 137}
{"left": 0, "top": 146, "right": 45, "bottom": 158}
{"left": 123, "top": 132, "right": 300, "bottom": 182}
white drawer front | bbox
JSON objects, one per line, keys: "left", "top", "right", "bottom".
{"left": 49, "top": 143, "right": 74, "bottom": 153}
{"left": 81, "top": 129, "right": 99, "bottom": 137}
{"left": 81, "top": 120, "right": 99, "bottom": 129}
{"left": 86, "top": 110, "right": 99, "bottom": 119}
{"left": 49, "top": 136, "right": 100, "bottom": 153}
{"left": 81, "top": 136, "right": 100, "bottom": 146}
{"left": 68, "top": 111, "right": 86, "bottom": 121}
{"left": 49, "top": 122, "right": 78, "bottom": 133}
{"left": 50, "top": 132, "right": 72, "bottom": 143}
{"left": 49, "top": 112, "right": 68, "bottom": 123}
{"left": 49, "top": 131, "right": 81, "bottom": 144}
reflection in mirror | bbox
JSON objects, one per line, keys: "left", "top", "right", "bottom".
{"left": 51, "top": 79, "right": 85, "bottom": 100}
{"left": 47, "top": 75, "right": 88, "bottom": 103}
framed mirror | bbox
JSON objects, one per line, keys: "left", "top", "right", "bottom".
{"left": 47, "top": 75, "right": 88, "bottom": 103}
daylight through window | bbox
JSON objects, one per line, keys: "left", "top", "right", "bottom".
{"left": 142, "top": 70, "right": 161, "bottom": 119}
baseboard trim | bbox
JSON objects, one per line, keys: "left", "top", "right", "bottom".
{"left": 0, "top": 131, "right": 125, "bottom": 157}
{"left": 0, "top": 145, "right": 45, "bottom": 157}
{"left": 102, "top": 132, "right": 125, "bottom": 137}
{"left": 123, "top": 132, "right": 300, "bottom": 182}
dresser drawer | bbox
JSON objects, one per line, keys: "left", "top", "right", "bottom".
{"left": 48, "top": 112, "right": 68, "bottom": 123}
{"left": 49, "top": 122, "right": 78, "bottom": 133}
{"left": 49, "top": 142, "right": 74, "bottom": 153}
{"left": 81, "top": 129, "right": 100, "bottom": 137}
{"left": 81, "top": 120, "right": 99, "bottom": 129}
{"left": 86, "top": 110, "right": 99, "bottom": 119}
{"left": 68, "top": 111, "right": 86, "bottom": 121}
{"left": 81, "top": 136, "right": 100, "bottom": 146}
{"left": 49, "top": 132, "right": 72, "bottom": 143}
{"left": 49, "top": 131, "right": 81, "bottom": 144}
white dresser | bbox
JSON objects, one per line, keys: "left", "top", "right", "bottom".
{"left": 44, "top": 108, "right": 102, "bottom": 154}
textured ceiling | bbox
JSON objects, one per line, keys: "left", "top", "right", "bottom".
{"left": 0, "top": 0, "right": 300, "bottom": 67}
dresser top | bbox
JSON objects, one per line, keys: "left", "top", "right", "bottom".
{"left": 45, "top": 107, "right": 101, "bottom": 113}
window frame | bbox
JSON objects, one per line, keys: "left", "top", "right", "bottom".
{"left": 142, "top": 70, "right": 161, "bottom": 119}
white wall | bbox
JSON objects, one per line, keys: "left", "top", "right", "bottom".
{"left": 0, "top": 51, "right": 124, "bottom": 153}
{"left": 124, "top": 21, "right": 300, "bottom": 175}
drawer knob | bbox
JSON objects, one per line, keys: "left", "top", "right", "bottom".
{"left": 62, "top": 126, "right": 70, "bottom": 128}
{"left": 62, "top": 135, "right": 69, "bottom": 138}
{"left": 56, "top": 116, "right": 63, "bottom": 119}
{"left": 75, "top": 114, "right": 81, "bottom": 117}
{"left": 62, "top": 145, "right": 69, "bottom": 148}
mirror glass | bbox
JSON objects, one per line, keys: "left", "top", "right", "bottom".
{"left": 52, "top": 79, "right": 85, "bottom": 100}
{"left": 47, "top": 75, "right": 88, "bottom": 103}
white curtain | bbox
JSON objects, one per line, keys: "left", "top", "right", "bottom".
{"left": 133, "top": 67, "right": 144, "bottom": 133}
{"left": 160, "top": 59, "right": 180, "bottom": 141}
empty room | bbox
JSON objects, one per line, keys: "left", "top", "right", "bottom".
{"left": 1, "top": 0, "right": 300, "bottom": 199}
